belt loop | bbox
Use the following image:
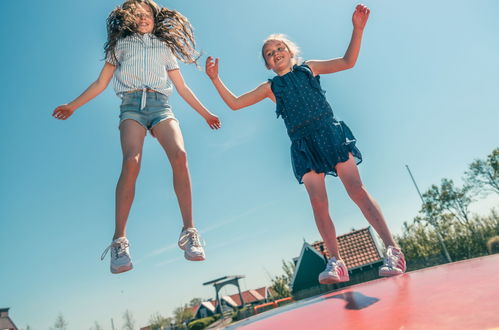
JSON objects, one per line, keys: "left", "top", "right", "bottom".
{"left": 140, "top": 88, "right": 147, "bottom": 110}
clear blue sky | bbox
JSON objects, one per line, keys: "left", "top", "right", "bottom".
{"left": 1, "top": 0, "right": 498, "bottom": 328}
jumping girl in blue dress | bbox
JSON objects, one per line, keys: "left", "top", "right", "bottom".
{"left": 205, "top": 4, "right": 406, "bottom": 284}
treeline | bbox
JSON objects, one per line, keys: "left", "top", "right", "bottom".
{"left": 396, "top": 148, "right": 499, "bottom": 270}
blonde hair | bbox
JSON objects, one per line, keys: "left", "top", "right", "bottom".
{"left": 261, "top": 34, "right": 301, "bottom": 69}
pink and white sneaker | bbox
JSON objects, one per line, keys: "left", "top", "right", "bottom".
{"left": 379, "top": 246, "right": 406, "bottom": 276}
{"left": 178, "top": 227, "right": 205, "bottom": 261}
{"left": 319, "top": 257, "right": 350, "bottom": 284}
{"left": 101, "top": 237, "right": 133, "bottom": 274}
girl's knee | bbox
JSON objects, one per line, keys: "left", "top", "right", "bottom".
{"left": 171, "top": 149, "right": 188, "bottom": 168}
{"left": 346, "top": 182, "right": 366, "bottom": 201}
{"left": 122, "top": 155, "right": 141, "bottom": 175}
{"left": 309, "top": 195, "right": 328, "bottom": 211}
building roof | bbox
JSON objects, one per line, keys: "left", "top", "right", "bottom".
{"left": 226, "top": 287, "right": 270, "bottom": 306}
{"left": 311, "top": 227, "right": 384, "bottom": 269}
{"left": 0, "top": 307, "right": 18, "bottom": 330}
{"left": 193, "top": 286, "right": 272, "bottom": 316}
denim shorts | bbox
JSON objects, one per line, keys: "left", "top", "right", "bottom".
{"left": 119, "top": 90, "right": 177, "bottom": 134}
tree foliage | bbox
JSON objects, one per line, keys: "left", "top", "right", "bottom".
{"left": 397, "top": 147, "right": 499, "bottom": 269}
{"left": 50, "top": 313, "right": 68, "bottom": 330}
{"left": 465, "top": 148, "right": 499, "bottom": 195}
{"left": 149, "top": 312, "right": 173, "bottom": 330}
{"left": 122, "top": 310, "right": 135, "bottom": 330}
{"left": 89, "top": 321, "right": 104, "bottom": 330}
{"left": 174, "top": 304, "right": 195, "bottom": 326}
{"left": 270, "top": 260, "right": 296, "bottom": 299}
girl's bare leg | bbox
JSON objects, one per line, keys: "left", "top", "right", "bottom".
{"left": 336, "top": 154, "right": 397, "bottom": 248}
{"left": 114, "top": 119, "right": 146, "bottom": 239}
{"left": 152, "top": 119, "right": 193, "bottom": 229}
{"left": 302, "top": 171, "right": 341, "bottom": 259}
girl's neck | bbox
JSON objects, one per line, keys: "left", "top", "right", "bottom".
{"left": 275, "top": 65, "right": 294, "bottom": 76}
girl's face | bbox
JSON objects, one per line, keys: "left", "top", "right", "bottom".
{"left": 263, "top": 40, "right": 293, "bottom": 74}
{"left": 134, "top": 3, "right": 154, "bottom": 34}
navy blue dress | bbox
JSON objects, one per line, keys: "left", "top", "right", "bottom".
{"left": 269, "top": 63, "right": 362, "bottom": 184}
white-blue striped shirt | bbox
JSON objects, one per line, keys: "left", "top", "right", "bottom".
{"left": 106, "top": 33, "right": 179, "bottom": 98}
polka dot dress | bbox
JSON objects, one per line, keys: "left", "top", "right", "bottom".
{"left": 269, "top": 63, "right": 362, "bottom": 183}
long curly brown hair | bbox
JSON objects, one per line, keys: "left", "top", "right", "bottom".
{"left": 104, "top": 0, "right": 199, "bottom": 65}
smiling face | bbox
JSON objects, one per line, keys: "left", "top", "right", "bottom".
{"left": 134, "top": 3, "right": 154, "bottom": 34}
{"left": 262, "top": 40, "right": 294, "bottom": 75}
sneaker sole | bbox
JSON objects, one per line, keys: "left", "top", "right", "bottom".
{"left": 184, "top": 251, "right": 205, "bottom": 261}
{"left": 319, "top": 276, "right": 349, "bottom": 285}
{"left": 111, "top": 264, "right": 133, "bottom": 274}
{"left": 379, "top": 269, "right": 404, "bottom": 277}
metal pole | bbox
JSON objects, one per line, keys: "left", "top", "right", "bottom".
{"left": 405, "top": 165, "right": 452, "bottom": 263}
{"left": 111, "top": 318, "right": 115, "bottom": 330}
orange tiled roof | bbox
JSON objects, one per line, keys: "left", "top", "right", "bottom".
{"left": 311, "top": 227, "right": 383, "bottom": 269}
{"left": 227, "top": 287, "right": 269, "bottom": 306}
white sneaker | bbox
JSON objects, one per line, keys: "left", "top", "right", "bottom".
{"left": 178, "top": 227, "right": 205, "bottom": 261}
{"left": 318, "top": 257, "right": 349, "bottom": 284}
{"left": 101, "top": 237, "right": 133, "bottom": 274}
{"left": 379, "top": 246, "right": 406, "bottom": 277}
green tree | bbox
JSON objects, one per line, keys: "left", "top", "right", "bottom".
{"left": 423, "top": 179, "right": 473, "bottom": 226}
{"left": 173, "top": 304, "right": 194, "bottom": 326}
{"left": 122, "top": 310, "right": 135, "bottom": 330}
{"left": 189, "top": 298, "right": 203, "bottom": 307}
{"left": 398, "top": 208, "right": 499, "bottom": 269}
{"left": 465, "top": 148, "right": 499, "bottom": 195}
{"left": 149, "top": 312, "right": 173, "bottom": 330}
{"left": 271, "top": 275, "right": 291, "bottom": 299}
{"left": 50, "top": 313, "right": 68, "bottom": 330}
{"left": 270, "top": 260, "right": 295, "bottom": 299}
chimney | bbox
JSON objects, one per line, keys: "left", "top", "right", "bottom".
{"left": 0, "top": 308, "right": 9, "bottom": 317}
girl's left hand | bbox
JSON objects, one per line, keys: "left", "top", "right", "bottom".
{"left": 204, "top": 113, "right": 221, "bottom": 130}
{"left": 352, "top": 4, "right": 370, "bottom": 30}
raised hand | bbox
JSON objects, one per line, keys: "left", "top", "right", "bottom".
{"left": 352, "top": 4, "right": 370, "bottom": 30}
{"left": 205, "top": 56, "right": 219, "bottom": 80}
{"left": 52, "top": 104, "right": 76, "bottom": 120}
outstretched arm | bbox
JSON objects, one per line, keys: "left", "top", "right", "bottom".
{"left": 168, "top": 69, "right": 221, "bottom": 130}
{"left": 52, "top": 62, "right": 116, "bottom": 120}
{"left": 205, "top": 56, "right": 273, "bottom": 110}
{"left": 307, "top": 4, "right": 370, "bottom": 76}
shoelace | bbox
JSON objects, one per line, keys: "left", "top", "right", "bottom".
{"left": 188, "top": 231, "right": 202, "bottom": 247}
{"left": 100, "top": 240, "right": 129, "bottom": 260}
{"left": 179, "top": 229, "right": 205, "bottom": 248}
{"left": 325, "top": 258, "right": 337, "bottom": 272}
{"left": 384, "top": 249, "right": 400, "bottom": 269}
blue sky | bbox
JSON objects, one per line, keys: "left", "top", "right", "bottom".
{"left": 1, "top": 0, "right": 498, "bottom": 328}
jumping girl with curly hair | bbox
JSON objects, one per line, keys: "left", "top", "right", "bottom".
{"left": 53, "top": 0, "right": 220, "bottom": 274}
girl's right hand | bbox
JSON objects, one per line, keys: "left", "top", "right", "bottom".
{"left": 205, "top": 56, "right": 219, "bottom": 80}
{"left": 204, "top": 112, "right": 221, "bottom": 130}
{"left": 52, "top": 104, "right": 76, "bottom": 120}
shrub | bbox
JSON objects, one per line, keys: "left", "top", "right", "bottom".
{"left": 187, "top": 316, "right": 215, "bottom": 330}
{"left": 487, "top": 236, "right": 499, "bottom": 254}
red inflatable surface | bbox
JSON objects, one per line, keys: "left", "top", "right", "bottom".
{"left": 227, "top": 254, "right": 499, "bottom": 330}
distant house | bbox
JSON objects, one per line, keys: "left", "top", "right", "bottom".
{"left": 226, "top": 287, "right": 272, "bottom": 306}
{"left": 291, "top": 227, "right": 385, "bottom": 299}
{"left": 192, "top": 287, "right": 273, "bottom": 319}
{"left": 0, "top": 308, "right": 18, "bottom": 330}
